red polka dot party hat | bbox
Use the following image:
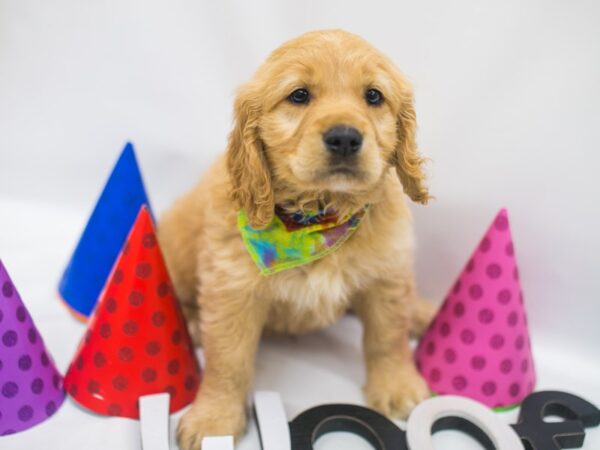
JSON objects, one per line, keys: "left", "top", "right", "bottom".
{"left": 63, "top": 206, "right": 201, "bottom": 419}
{"left": 1, "top": 259, "right": 66, "bottom": 436}
{"left": 415, "top": 208, "right": 536, "bottom": 409}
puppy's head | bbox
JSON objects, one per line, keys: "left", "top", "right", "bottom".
{"left": 227, "top": 29, "right": 430, "bottom": 228}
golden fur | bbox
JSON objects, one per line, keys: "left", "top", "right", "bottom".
{"left": 158, "top": 29, "right": 434, "bottom": 449}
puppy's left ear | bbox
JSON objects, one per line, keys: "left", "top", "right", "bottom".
{"left": 393, "top": 87, "right": 431, "bottom": 204}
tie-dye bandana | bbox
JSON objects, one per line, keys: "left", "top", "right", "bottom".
{"left": 238, "top": 205, "right": 368, "bottom": 275}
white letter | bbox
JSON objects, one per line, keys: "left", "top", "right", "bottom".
{"left": 406, "top": 396, "right": 523, "bottom": 450}
{"left": 139, "top": 393, "right": 171, "bottom": 450}
{"left": 254, "top": 391, "right": 292, "bottom": 450}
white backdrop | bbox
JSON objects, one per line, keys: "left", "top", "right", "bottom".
{"left": 1, "top": 1, "right": 599, "bottom": 449}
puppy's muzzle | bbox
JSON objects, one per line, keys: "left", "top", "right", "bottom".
{"left": 323, "top": 125, "right": 363, "bottom": 157}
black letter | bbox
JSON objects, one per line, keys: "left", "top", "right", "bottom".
{"left": 512, "top": 390, "right": 600, "bottom": 449}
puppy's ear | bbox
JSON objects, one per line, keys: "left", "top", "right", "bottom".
{"left": 226, "top": 84, "right": 274, "bottom": 229}
{"left": 393, "top": 87, "right": 430, "bottom": 204}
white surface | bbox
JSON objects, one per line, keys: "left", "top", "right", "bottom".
{"left": 202, "top": 437, "right": 234, "bottom": 450}
{"left": 406, "top": 396, "right": 523, "bottom": 450}
{"left": 0, "top": 198, "right": 599, "bottom": 450}
{"left": 140, "top": 393, "right": 171, "bottom": 450}
{"left": 253, "top": 392, "right": 291, "bottom": 450}
{"left": 1, "top": 1, "right": 600, "bottom": 449}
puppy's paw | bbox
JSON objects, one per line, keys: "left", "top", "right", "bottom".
{"left": 177, "top": 396, "right": 246, "bottom": 450}
{"left": 365, "top": 365, "right": 430, "bottom": 419}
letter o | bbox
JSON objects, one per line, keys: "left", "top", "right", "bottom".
{"left": 406, "top": 396, "right": 523, "bottom": 450}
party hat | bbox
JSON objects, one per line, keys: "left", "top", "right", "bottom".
{"left": 0, "top": 260, "right": 65, "bottom": 436}
{"left": 415, "top": 209, "right": 535, "bottom": 409}
{"left": 59, "top": 142, "right": 152, "bottom": 319}
{"left": 63, "top": 207, "right": 201, "bottom": 418}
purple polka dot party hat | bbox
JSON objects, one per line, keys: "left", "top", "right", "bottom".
{"left": 0, "top": 260, "right": 65, "bottom": 436}
{"left": 415, "top": 208, "right": 536, "bottom": 409}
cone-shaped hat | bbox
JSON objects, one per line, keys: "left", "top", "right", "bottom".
{"left": 63, "top": 207, "right": 201, "bottom": 418}
{"left": 0, "top": 260, "right": 65, "bottom": 436}
{"left": 59, "top": 142, "right": 152, "bottom": 319}
{"left": 415, "top": 209, "right": 535, "bottom": 409}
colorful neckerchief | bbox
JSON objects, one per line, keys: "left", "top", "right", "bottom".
{"left": 238, "top": 205, "right": 368, "bottom": 275}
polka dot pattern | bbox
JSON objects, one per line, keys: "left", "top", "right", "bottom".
{"left": 415, "top": 209, "right": 535, "bottom": 408}
{"left": 0, "top": 261, "right": 66, "bottom": 435}
{"left": 136, "top": 263, "right": 151, "bottom": 279}
{"left": 444, "top": 348, "right": 457, "bottom": 364}
{"left": 31, "top": 378, "right": 44, "bottom": 395}
{"left": 452, "top": 376, "right": 467, "bottom": 391}
{"left": 500, "top": 359, "right": 513, "bottom": 374}
{"left": 105, "top": 298, "right": 117, "bottom": 313}
{"left": 490, "top": 334, "right": 505, "bottom": 350}
{"left": 142, "top": 233, "right": 157, "bottom": 248}
{"left": 453, "top": 302, "right": 465, "bottom": 318}
{"left": 497, "top": 289, "right": 512, "bottom": 305}
{"left": 478, "top": 309, "right": 494, "bottom": 324}
{"left": 157, "top": 282, "right": 170, "bottom": 298}
{"left": 107, "top": 403, "right": 122, "bottom": 416}
{"left": 99, "top": 323, "right": 112, "bottom": 339}
{"left": 122, "top": 320, "right": 138, "bottom": 336}
{"left": 63, "top": 208, "right": 202, "bottom": 419}
{"left": 128, "top": 291, "right": 144, "bottom": 307}
{"left": 112, "top": 375, "right": 128, "bottom": 391}
{"left": 27, "top": 328, "right": 37, "bottom": 344}
{"left": 2, "top": 281, "right": 14, "bottom": 298}
{"left": 114, "top": 270, "right": 124, "bottom": 285}
{"left": 440, "top": 322, "right": 451, "bottom": 337}
{"left": 152, "top": 311, "right": 165, "bottom": 327}
{"left": 460, "top": 329, "right": 475, "bottom": 345}
{"left": 118, "top": 346, "right": 134, "bottom": 362}
{"left": 469, "top": 284, "right": 483, "bottom": 300}
{"left": 93, "top": 352, "right": 107, "bottom": 368}
{"left": 471, "top": 355, "right": 486, "bottom": 371}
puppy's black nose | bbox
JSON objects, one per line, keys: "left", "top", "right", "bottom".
{"left": 323, "top": 125, "right": 363, "bottom": 157}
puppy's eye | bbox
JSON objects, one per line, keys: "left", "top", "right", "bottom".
{"left": 365, "top": 88, "right": 384, "bottom": 106}
{"left": 288, "top": 88, "right": 310, "bottom": 105}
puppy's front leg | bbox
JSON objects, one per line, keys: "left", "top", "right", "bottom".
{"left": 177, "top": 284, "right": 269, "bottom": 450}
{"left": 353, "top": 276, "right": 429, "bottom": 419}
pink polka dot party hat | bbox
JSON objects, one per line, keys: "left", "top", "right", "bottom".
{"left": 0, "top": 259, "right": 66, "bottom": 436}
{"left": 415, "top": 208, "right": 536, "bottom": 409}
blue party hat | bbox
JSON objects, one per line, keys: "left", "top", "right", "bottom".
{"left": 58, "top": 142, "right": 152, "bottom": 319}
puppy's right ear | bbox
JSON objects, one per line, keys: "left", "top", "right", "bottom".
{"left": 226, "top": 83, "right": 274, "bottom": 229}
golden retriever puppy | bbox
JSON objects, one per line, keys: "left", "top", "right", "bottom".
{"left": 159, "top": 29, "right": 434, "bottom": 449}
